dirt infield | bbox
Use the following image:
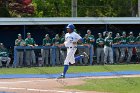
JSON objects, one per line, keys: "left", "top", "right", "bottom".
{"left": 0, "top": 75, "right": 140, "bottom": 93}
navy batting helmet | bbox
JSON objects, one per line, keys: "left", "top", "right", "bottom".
{"left": 66, "top": 24, "right": 75, "bottom": 31}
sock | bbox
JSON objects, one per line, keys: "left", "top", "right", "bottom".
{"left": 75, "top": 55, "right": 84, "bottom": 61}
{"left": 63, "top": 65, "right": 69, "bottom": 76}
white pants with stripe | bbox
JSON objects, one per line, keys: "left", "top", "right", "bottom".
{"left": 64, "top": 47, "right": 77, "bottom": 65}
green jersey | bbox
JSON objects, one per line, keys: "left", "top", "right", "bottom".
{"left": 120, "top": 36, "right": 127, "bottom": 44}
{"left": 43, "top": 38, "right": 52, "bottom": 46}
{"left": 104, "top": 37, "right": 113, "bottom": 47}
{"left": 25, "top": 38, "right": 36, "bottom": 46}
{"left": 52, "top": 38, "right": 61, "bottom": 45}
{"left": 15, "top": 39, "right": 25, "bottom": 46}
{"left": 83, "top": 37, "right": 90, "bottom": 44}
{"left": 0, "top": 48, "right": 9, "bottom": 57}
{"left": 87, "top": 34, "right": 95, "bottom": 44}
{"left": 136, "top": 36, "right": 140, "bottom": 43}
{"left": 96, "top": 37, "right": 104, "bottom": 47}
{"left": 60, "top": 37, "right": 65, "bottom": 44}
{"left": 127, "top": 36, "right": 135, "bottom": 44}
{"left": 113, "top": 37, "right": 121, "bottom": 44}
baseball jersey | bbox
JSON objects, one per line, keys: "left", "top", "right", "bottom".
{"left": 60, "top": 37, "right": 65, "bottom": 44}
{"left": 25, "top": 38, "right": 36, "bottom": 46}
{"left": 0, "top": 48, "right": 9, "bottom": 57}
{"left": 127, "top": 36, "right": 135, "bottom": 44}
{"left": 136, "top": 36, "right": 140, "bottom": 43}
{"left": 104, "top": 37, "right": 113, "bottom": 47}
{"left": 64, "top": 32, "right": 82, "bottom": 47}
{"left": 113, "top": 37, "right": 121, "bottom": 44}
{"left": 83, "top": 37, "right": 90, "bottom": 44}
{"left": 52, "top": 38, "right": 61, "bottom": 45}
{"left": 87, "top": 34, "right": 95, "bottom": 44}
{"left": 120, "top": 36, "right": 127, "bottom": 44}
{"left": 96, "top": 37, "right": 104, "bottom": 47}
{"left": 43, "top": 38, "right": 52, "bottom": 46}
{"left": 15, "top": 39, "right": 25, "bottom": 46}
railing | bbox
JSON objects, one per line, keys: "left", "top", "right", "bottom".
{"left": 13, "top": 45, "right": 93, "bottom": 67}
{"left": 112, "top": 44, "right": 140, "bottom": 48}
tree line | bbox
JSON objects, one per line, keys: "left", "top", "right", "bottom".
{"left": 0, "top": 0, "right": 138, "bottom": 17}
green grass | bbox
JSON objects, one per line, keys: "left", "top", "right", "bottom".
{"left": 0, "top": 64, "right": 140, "bottom": 74}
{"left": 66, "top": 77, "right": 140, "bottom": 93}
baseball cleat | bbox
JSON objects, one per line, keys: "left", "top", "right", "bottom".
{"left": 57, "top": 75, "right": 65, "bottom": 79}
{"left": 82, "top": 52, "right": 89, "bottom": 59}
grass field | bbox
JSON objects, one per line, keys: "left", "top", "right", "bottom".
{"left": 66, "top": 77, "right": 140, "bottom": 93}
{"left": 0, "top": 64, "right": 140, "bottom": 74}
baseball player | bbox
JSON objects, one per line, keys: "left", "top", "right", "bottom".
{"left": 119, "top": 31, "right": 127, "bottom": 62}
{"left": 113, "top": 33, "right": 121, "bottom": 63}
{"left": 58, "top": 24, "right": 89, "bottom": 78}
{"left": 42, "top": 34, "right": 52, "bottom": 66}
{"left": 0, "top": 43, "right": 11, "bottom": 68}
{"left": 126, "top": 32, "right": 135, "bottom": 63}
{"left": 83, "top": 34, "right": 90, "bottom": 65}
{"left": 136, "top": 33, "right": 140, "bottom": 63}
{"left": 52, "top": 34, "right": 61, "bottom": 65}
{"left": 25, "top": 32, "right": 37, "bottom": 67}
{"left": 15, "top": 34, "right": 26, "bottom": 67}
{"left": 104, "top": 32, "right": 114, "bottom": 64}
{"left": 96, "top": 33, "right": 104, "bottom": 64}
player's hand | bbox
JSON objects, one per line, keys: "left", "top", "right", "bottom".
{"left": 58, "top": 44, "right": 64, "bottom": 48}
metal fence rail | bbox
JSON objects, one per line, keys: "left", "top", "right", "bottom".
{"left": 13, "top": 45, "right": 93, "bottom": 67}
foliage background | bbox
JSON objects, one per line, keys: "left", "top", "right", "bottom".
{"left": 0, "top": 0, "right": 138, "bottom": 17}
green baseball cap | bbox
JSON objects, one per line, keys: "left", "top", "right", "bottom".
{"left": 122, "top": 31, "right": 126, "bottom": 35}
{"left": 45, "top": 34, "right": 49, "bottom": 37}
{"left": 27, "top": 32, "right": 31, "bottom": 35}
{"left": 129, "top": 32, "right": 133, "bottom": 35}
{"left": 18, "top": 34, "right": 21, "bottom": 37}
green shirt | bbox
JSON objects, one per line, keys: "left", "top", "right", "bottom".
{"left": 0, "top": 48, "right": 9, "bottom": 57}
{"left": 104, "top": 37, "right": 113, "bottom": 47}
{"left": 87, "top": 34, "right": 95, "bottom": 44}
{"left": 113, "top": 37, "right": 121, "bottom": 44}
{"left": 120, "top": 36, "right": 127, "bottom": 44}
{"left": 96, "top": 37, "right": 104, "bottom": 47}
{"left": 60, "top": 37, "right": 65, "bottom": 44}
{"left": 83, "top": 37, "right": 90, "bottom": 44}
{"left": 43, "top": 38, "right": 52, "bottom": 46}
{"left": 136, "top": 36, "right": 140, "bottom": 43}
{"left": 52, "top": 38, "right": 61, "bottom": 45}
{"left": 15, "top": 39, "right": 25, "bottom": 46}
{"left": 127, "top": 36, "right": 135, "bottom": 44}
{"left": 25, "top": 38, "right": 36, "bottom": 46}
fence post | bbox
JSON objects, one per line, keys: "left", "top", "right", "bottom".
{"left": 13, "top": 46, "right": 17, "bottom": 68}
{"left": 90, "top": 45, "right": 93, "bottom": 65}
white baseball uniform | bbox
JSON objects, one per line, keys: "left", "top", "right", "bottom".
{"left": 64, "top": 32, "right": 82, "bottom": 65}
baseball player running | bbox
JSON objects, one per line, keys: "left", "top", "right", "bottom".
{"left": 58, "top": 24, "right": 89, "bottom": 78}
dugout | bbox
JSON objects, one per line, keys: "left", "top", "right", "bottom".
{"left": 0, "top": 17, "right": 140, "bottom": 48}
{"left": 0, "top": 17, "right": 140, "bottom": 65}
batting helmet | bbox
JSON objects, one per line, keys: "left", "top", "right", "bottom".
{"left": 66, "top": 24, "right": 75, "bottom": 31}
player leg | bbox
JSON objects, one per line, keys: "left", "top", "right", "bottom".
{"left": 119, "top": 48, "right": 125, "bottom": 62}
{"left": 104, "top": 46, "right": 109, "bottom": 64}
{"left": 96, "top": 48, "right": 101, "bottom": 64}
{"left": 126, "top": 48, "right": 133, "bottom": 63}
{"left": 83, "top": 47, "right": 89, "bottom": 65}
{"left": 0, "top": 57, "right": 3, "bottom": 67}
{"left": 6, "top": 57, "right": 11, "bottom": 67}
{"left": 101, "top": 48, "right": 104, "bottom": 64}
{"left": 58, "top": 48, "right": 77, "bottom": 78}
{"left": 109, "top": 47, "right": 113, "bottom": 64}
